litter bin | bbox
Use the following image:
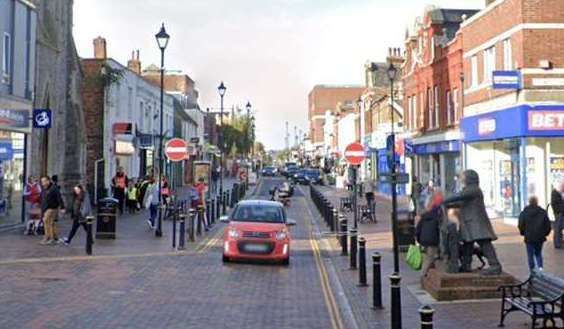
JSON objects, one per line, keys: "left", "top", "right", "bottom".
{"left": 397, "top": 209, "right": 415, "bottom": 252}
{"left": 96, "top": 197, "right": 118, "bottom": 239}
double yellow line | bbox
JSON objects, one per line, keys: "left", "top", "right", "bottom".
{"left": 196, "top": 227, "right": 223, "bottom": 253}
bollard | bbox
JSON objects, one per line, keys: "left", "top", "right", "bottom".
{"left": 85, "top": 216, "right": 94, "bottom": 255}
{"left": 206, "top": 200, "right": 211, "bottom": 227}
{"left": 340, "top": 218, "right": 348, "bottom": 255}
{"left": 332, "top": 208, "right": 338, "bottom": 232}
{"left": 350, "top": 229, "right": 357, "bottom": 270}
{"left": 197, "top": 206, "right": 204, "bottom": 235}
{"left": 172, "top": 205, "right": 177, "bottom": 249}
{"left": 358, "top": 237, "right": 368, "bottom": 287}
{"left": 372, "top": 252, "right": 383, "bottom": 309}
{"left": 221, "top": 192, "right": 227, "bottom": 214}
{"left": 189, "top": 209, "right": 196, "bottom": 242}
{"left": 178, "top": 214, "right": 186, "bottom": 250}
{"left": 390, "top": 273, "right": 402, "bottom": 329}
{"left": 419, "top": 305, "right": 434, "bottom": 329}
{"left": 216, "top": 197, "right": 221, "bottom": 220}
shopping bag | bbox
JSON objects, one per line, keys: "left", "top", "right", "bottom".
{"left": 406, "top": 244, "right": 422, "bottom": 271}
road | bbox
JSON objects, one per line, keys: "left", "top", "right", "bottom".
{"left": 0, "top": 178, "right": 343, "bottom": 329}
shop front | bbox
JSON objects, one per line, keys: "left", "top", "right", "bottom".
{"left": 461, "top": 104, "right": 564, "bottom": 220}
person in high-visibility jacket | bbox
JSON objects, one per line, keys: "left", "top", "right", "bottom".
{"left": 111, "top": 167, "right": 129, "bottom": 215}
{"left": 127, "top": 181, "right": 138, "bottom": 214}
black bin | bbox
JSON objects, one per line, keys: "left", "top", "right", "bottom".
{"left": 96, "top": 197, "right": 118, "bottom": 239}
{"left": 397, "top": 209, "right": 415, "bottom": 252}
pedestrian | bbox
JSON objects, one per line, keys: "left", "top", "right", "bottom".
{"left": 518, "top": 196, "right": 552, "bottom": 272}
{"left": 137, "top": 176, "right": 150, "bottom": 209}
{"left": 211, "top": 168, "right": 219, "bottom": 194}
{"left": 161, "top": 177, "right": 170, "bottom": 205}
{"left": 416, "top": 191, "right": 443, "bottom": 277}
{"left": 143, "top": 178, "right": 159, "bottom": 229}
{"left": 61, "top": 184, "right": 92, "bottom": 245}
{"left": 39, "top": 176, "right": 64, "bottom": 245}
{"left": 364, "top": 179, "right": 375, "bottom": 210}
{"left": 411, "top": 176, "right": 423, "bottom": 214}
{"left": 127, "top": 181, "right": 138, "bottom": 214}
{"left": 194, "top": 177, "right": 209, "bottom": 230}
{"left": 550, "top": 181, "right": 564, "bottom": 249}
{"left": 50, "top": 175, "right": 65, "bottom": 241}
{"left": 23, "top": 176, "right": 41, "bottom": 235}
{"left": 419, "top": 180, "right": 434, "bottom": 214}
{"left": 111, "top": 167, "right": 128, "bottom": 215}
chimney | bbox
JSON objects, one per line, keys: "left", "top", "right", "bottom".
{"left": 127, "top": 50, "right": 141, "bottom": 75}
{"left": 93, "top": 37, "right": 107, "bottom": 59}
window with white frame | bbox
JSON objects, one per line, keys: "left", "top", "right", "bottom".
{"left": 503, "top": 39, "right": 512, "bottom": 70}
{"left": 427, "top": 87, "right": 433, "bottom": 129}
{"left": 453, "top": 88, "right": 459, "bottom": 123}
{"left": 412, "top": 95, "right": 417, "bottom": 130}
{"left": 434, "top": 85, "right": 439, "bottom": 128}
{"left": 446, "top": 90, "right": 452, "bottom": 125}
{"left": 2, "top": 33, "right": 11, "bottom": 76}
{"left": 471, "top": 55, "right": 478, "bottom": 87}
{"left": 407, "top": 96, "right": 412, "bottom": 129}
{"left": 483, "top": 46, "right": 496, "bottom": 83}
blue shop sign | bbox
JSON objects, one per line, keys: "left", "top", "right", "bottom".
{"left": 461, "top": 105, "right": 564, "bottom": 142}
{"left": 0, "top": 109, "right": 31, "bottom": 133}
{"left": 0, "top": 143, "right": 14, "bottom": 161}
{"left": 492, "top": 71, "right": 521, "bottom": 90}
{"left": 413, "top": 140, "right": 460, "bottom": 155}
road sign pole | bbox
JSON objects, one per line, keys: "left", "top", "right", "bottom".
{"left": 352, "top": 165, "right": 358, "bottom": 229}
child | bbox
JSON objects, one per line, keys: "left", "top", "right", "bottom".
{"left": 127, "top": 181, "right": 138, "bottom": 214}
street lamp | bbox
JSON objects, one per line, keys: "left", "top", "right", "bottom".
{"left": 154, "top": 23, "right": 170, "bottom": 237}
{"left": 245, "top": 101, "right": 252, "bottom": 186}
{"left": 218, "top": 81, "right": 226, "bottom": 205}
{"left": 387, "top": 62, "right": 402, "bottom": 329}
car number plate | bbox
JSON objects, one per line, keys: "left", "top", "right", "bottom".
{"left": 244, "top": 244, "right": 268, "bottom": 252}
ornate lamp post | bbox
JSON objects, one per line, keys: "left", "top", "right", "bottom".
{"left": 154, "top": 23, "right": 170, "bottom": 237}
{"left": 218, "top": 82, "right": 226, "bottom": 201}
{"left": 246, "top": 101, "right": 252, "bottom": 186}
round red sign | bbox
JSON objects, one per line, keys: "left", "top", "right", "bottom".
{"left": 344, "top": 142, "right": 366, "bottom": 166}
{"left": 165, "top": 138, "right": 188, "bottom": 162}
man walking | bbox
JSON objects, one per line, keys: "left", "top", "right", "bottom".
{"left": 39, "top": 176, "right": 64, "bottom": 245}
{"left": 550, "top": 181, "right": 564, "bottom": 249}
{"left": 112, "top": 167, "right": 128, "bottom": 215}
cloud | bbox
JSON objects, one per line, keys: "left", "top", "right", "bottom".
{"left": 74, "top": 0, "right": 483, "bottom": 150}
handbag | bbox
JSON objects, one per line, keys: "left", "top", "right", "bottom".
{"left": 406, "top": 244, "right": 422, "bottom": 271}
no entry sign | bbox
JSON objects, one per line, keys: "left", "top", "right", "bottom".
{"left": 165, "top": 138, "right": 188, "bottom": 162}
{"left": 344, "top": 142, "right": 366, "bottom": 166}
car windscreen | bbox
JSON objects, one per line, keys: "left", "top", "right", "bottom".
{"left": 232, "top": 204, "right": 285, "bottom": 223}
{"left": 306, "top": 169, "right": 320, "bottom": 176}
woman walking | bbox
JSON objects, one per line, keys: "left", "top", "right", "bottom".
{"left": 62, "top": 184, "right": 91, "bottom": 245}
{"left": 518, "top": 196, "right": 552, "bottom": 272}
{"left": 415, "top": 191, "right": 443, "bottom": 277}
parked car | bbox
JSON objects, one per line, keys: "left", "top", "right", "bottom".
{"left": 261, "top": 166, "right": 278, "bottom": 176}
{"left": 285, "top": 166, "right": 299, "bottom": 178}
{"left": 292, "top": 169, "right": 308, "bottom": 184}
{"left": 304, "top": 168, "right": 323, "bottom": 185}
{"left": 221, "top": 200, "right": 296, "bottom": 265}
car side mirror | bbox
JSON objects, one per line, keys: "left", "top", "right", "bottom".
{"left": 219, "top": 215, "right": 230, "bottom": 223}
{"left": 286, "top": 219, "right": 297, "bottom": 226}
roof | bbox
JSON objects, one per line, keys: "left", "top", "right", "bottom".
{"left": 237, "top": 200, "right": 283, "bottom": 207}
{"left": 428, "top": 8, "right": 480, "bottom": 41}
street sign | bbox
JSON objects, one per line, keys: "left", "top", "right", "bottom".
{"left": 378, "top": 173, "right": 409, "bottom": 185}
{"left": 344, "top": 142, "right": 366, "bottom": 166}
{"left": 492, "top": 71, "right": 521, "bottom": 89}
{"left": 33, "top": 109, "right": 52, "bottom": 129}
{"left": 165, "top": 138, "right": 188, "bottom": 162}
{"left": 190, "top": 137, "right": 200, "bottom": 144}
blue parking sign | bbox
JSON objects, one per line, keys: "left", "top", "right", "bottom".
{"left": 33, "top": 109, "right": 52, "bottom": 129}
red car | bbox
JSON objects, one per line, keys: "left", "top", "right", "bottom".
{"left": 221, "top": 200, "right": 296, "bottom": 265}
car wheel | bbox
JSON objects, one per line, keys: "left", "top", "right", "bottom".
{"left": 222, "top": 254, "right": 230, "bottom": 263}
{"left": 281, "top": 257, "right": 290, "bottom": 266}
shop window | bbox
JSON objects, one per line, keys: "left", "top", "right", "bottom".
{"left": 471, "top": 55, "right": 478, "bottom": 87}
{"left": 503, "top": 38, "right": 512, "bottom": 71}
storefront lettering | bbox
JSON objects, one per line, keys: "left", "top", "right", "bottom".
{"left": 529, "top": 111, "right": 564, "bottom": 130}
{"left": 478, "top": 118, "right": 496, "bottom": 136}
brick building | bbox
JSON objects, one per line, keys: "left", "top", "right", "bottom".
{"left": 402, "top": 6, "right": 479, "bottom": 196}
{"left": 459, "top": 0, "right": 564, "bottom": 218}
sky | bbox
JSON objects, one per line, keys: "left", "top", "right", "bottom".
{"left": 73, "top": 0, "right": 484, "bottom": 150}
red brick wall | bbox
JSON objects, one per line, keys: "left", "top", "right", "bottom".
{"left": 81, "top": 59, "right": 105, "bottom": 186}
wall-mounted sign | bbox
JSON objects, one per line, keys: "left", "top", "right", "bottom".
{"left": 0, "top": 142, "right": 14, "bottom": 161}
{"left": 33, "top": 109, "right": 52, "bottom": 129}
{"left": 113, "top": 122, "right": 134, "bottom": 135}
{"left": 0, "top": 108, "right": 31, "bottom": 133}
{"left": 492, "top": 71, "right": 521, "bottom": 89}
{"left": 528, "top": 111, "right": 564, "bottom": 130}
{"left": 115, "top": 140, "right": 135, "bottom": 155}
{"left": 478, "top": 118, "right": 496, "bottom": 136}
{"left": 190, "top": 137, "right": 200, "bottom": 144}
{"left": 532, "top": 78, "right": 564, "bottom": 87}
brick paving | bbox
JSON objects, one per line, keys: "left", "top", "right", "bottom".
{"left": 0, "top": 178, "right": 335, "bottom": 329}
{"left": 308, "top": 184, "right": 564, "bottom": 328}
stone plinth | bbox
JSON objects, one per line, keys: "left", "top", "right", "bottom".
{"left": 422, "top": 268, "right": 517, "bottom": 301}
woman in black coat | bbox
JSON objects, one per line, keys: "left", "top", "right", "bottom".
{"left": 62, "top": 185, "right": 91, "bottom": 245}
{"left": 416, "top": 192, "right": 442, "bottom": 277}
{"left": 518, "top": 196, "right": 552, "bottom": 272}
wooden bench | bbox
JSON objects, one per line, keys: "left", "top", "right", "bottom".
{"left": 498, "top": 271, "right": 564, "bottom": 328}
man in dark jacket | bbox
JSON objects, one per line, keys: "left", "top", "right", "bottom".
{"left": 518, "top": 196, "right": 552, "bottom": 272}
{"left": 443, "top": 170, "right": 502, "bottom": 275}
{"left": 39, "top": 176, "right": 64, "bottom": 245}
{"left": 550, "top": 182, "right": 564, "bottom": 249}
{"left": 416, "top": 203, "right": 441, "bottom": 276}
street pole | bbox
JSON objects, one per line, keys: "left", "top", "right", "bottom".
{"left": 218, "top": 82, "right": 226, "bottom": 204}
{"left": 388, "top": 63, "right": 401, "bottom": 329}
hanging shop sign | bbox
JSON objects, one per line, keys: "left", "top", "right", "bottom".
{"left": 115, "top": 140, "right": 135, "bottom": 155}
{"left": 33, "top": 109, "right": 52, "bottom": 129}
{"left": 0, "top": 108, "right": 31, "bottom": 133}
{"left": 492, "top": 71, "right": 521, "bottom": 90}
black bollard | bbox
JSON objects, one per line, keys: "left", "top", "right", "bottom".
{"left": 178, "top": 214, "right": 186, "bottom": 250}
{"left": 189, "top": 209, "right": 196, "bottom": 242}
{"left": 332, "top": 208, "right": 338, "bottom": 232}
{"left": 216, "top": 197, "right": 221, "bottom": 220}
{"left": 350, "top": 229, "right": 357, "bottom": 270}
{"left": 390, "top": 273, "right": 402, "bottom": 329}
{"left": 86, "top": 216, "right": 94, "bottom": 255}
{"left": 172, "top": 205, "right": 177, "bottom": 249}
{"left": 221, "top": 193, "right": 226, "bottom": 214}
{"left": 206, "top": 200, "right": 211, "bottom": 227}
{"left": 358, "top": 237, "right": 368, "bottom": 287}
{"left": 419, "top": 305, "right": 434, "bottom": 329}
{"left": 197, "top": 206, "right": 204, "bottom": 235}
{"left": 372, "top": 252, "right": 383, "bottom": 309}
{"left": 340, "top": 218, "right": 348, "bottom": 255}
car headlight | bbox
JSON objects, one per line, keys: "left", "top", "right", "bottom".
{"left": 276, "top": 230, "right": 288, "bottom": 240}
{"left": 228, "top": 228, "right": 240, "bottom": 239}
{"left": 294, "top": 174, "right": 298, "bottom": 178}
